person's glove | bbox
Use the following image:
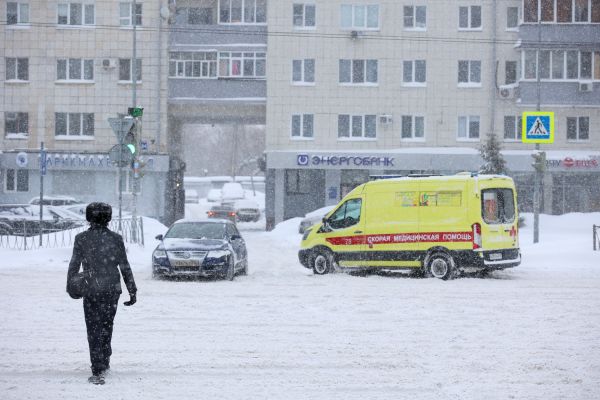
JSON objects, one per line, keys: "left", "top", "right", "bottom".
{"left": 124, "top": 293, "right": 137, "bottom": 306}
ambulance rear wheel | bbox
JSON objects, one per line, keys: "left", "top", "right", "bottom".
{"left": 312, "top": 251, "right": 333, "bottom": 275}
{"left": 426, "top": 252, "right": 456, "bottom": 280}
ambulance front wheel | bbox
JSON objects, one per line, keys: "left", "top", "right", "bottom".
{"left": 311, "top": 251, "right": 333, "bottom": 275}
{"left": 425, "top": 252, "right": 457, "bottom": 280}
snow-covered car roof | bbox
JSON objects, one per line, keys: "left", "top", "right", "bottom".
{"left": 221, "top": 182, "right": 245, "bottom": 200}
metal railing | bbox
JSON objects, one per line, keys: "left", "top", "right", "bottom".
{"left": 0, "top": 217, "right": 144, "bottom": 250}
{"left": 594, "top": 225, "right": 600, "bottom": 251}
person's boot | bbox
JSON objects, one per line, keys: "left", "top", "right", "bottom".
{"left": 88, "top": 371, "right": 105, "bottom": 385}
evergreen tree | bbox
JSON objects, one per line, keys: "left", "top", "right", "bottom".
{"left": 479, "top": 133, "right": 508, "bottom": 174}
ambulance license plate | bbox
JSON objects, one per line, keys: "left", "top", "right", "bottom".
{"left": 489, "top": 253, "right": 503, "bottom": 261}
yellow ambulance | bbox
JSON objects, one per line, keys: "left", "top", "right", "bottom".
{"left": 298, "top": 173, "right": 521, "bottom": 279}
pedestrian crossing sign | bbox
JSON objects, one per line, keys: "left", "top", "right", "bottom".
{"left": 522, "top": 111, "right": 554, "bottom": 144}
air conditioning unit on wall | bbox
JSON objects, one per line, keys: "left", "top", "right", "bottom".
{"left": 379, "top": 115, "right": 393, "bottom": 125}
{"left": 578, "top": 81, "right": 593, "bottom": 92}
{"left": 498, "top": 85, "right": 516, "bottom": 99}
{"left": 102, "top": 59, "right": 116, "bottom": 69}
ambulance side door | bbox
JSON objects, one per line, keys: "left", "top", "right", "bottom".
{"left": 320, "top": 197, "right": 366, "bottom": 259}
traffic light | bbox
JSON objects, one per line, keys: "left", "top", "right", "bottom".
{"left": 531, "top": 151, "right": 546, "bottom": 173}
{"left": 123, "top": 119, "right": 138, "bottom": 158}
{"left": 124, "top": 129, "right": 137, "bottom": 156}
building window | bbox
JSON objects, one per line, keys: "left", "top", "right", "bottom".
{"left": 459, "top": 5, "right": 482, "bottom": 29}
{"left": 291, "top": 114, "right": 314, "bottom": 139}
{"left": 507, "top": 6, "right": 519, "bottom": 28}
{"left": 403, "top": 60, "right": 426, "bottom": 85}
{"left": 403, "top": 5, "right": 426, "bottom": 29}
{"left": 524, "top": 0, "right": 600, "bottom": 23}
{"left": 119, "top": 58, "right": 142, "bottom": 82}
{"left": 219, "top": 52, "right": 266, "bottom": 78}
{"left": 522, "top": 50, "right": 600, "bottom": 80}
{"left": 57, "top": 58, "right": 94, "bottom": 81}
{"left": 119, "top": 2, "right": 142, "bottom": 26}
{"left": 292, "top": 59, "right": 315, "bottom": 84}
{"left": 505, "top": 61, "right": 518, "bottom": 84}
{"left": 188, "top": 7, "right": 213, "bottom": 24}
{"left": 567, "top": 116, "right": 589, "bottom": 141}
{"left": 401, "top": 115, "right": 425, "bottom": 140}
{"left": 7, "top": 2, "right": 29, "bottom": 24}
{"left": 293, "top": 3, "right": 316, "bottom": 28}
{"left": 458, "top": 60, "right": 481, "bottom": 85}
{"left": 58, "top": 2, "right": 95, "bottom": 26}
{"left": 285, "top": 170, "right": 311, "bottom": 194}
{"left": 457, "top": 115, "right": 480, "bottom": 140}
{"left": 5, "top": 112, "right": 29, "bottom": 137}
{"left": 4, "top": 169, "right": 29, "bottom": 192}
{"left": 220, "top": 0, "right": 267, "bottom": 24}
{"left": 169, "top": 52, "right": 217, "bottom": 78}
{"left": 55, "top": 113, "right": 94, "bottom": 137}
{"left": 503, "top": 116, "right": 522, "bottom": 141}
{"left": 339, "top": 59, "right": 378, "bottom": 84}
{"left": 5, "top": 57, "right": 28, "bottom": 81}
{"left": 340, "top": 4, "right": 379, "bottom": 30}
{"left": 338, "top": 114, "right": 377, "bottom": 139}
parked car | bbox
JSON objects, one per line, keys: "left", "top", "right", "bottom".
{"left": 29, "top": 196, "right": 82, "bottom": 206}
{"left": 226, "top": 199, "right": 261, "bottom": 222}
{"left": 0, "top": 204, "right": 85, "bottom": 236}
{"left": 206, "top": 188, "right": 222, "bottom": 203}
{"left": 152, "top": 219, "right": 248, "bottom": 280}
{"left": 207, "top": 204, "right": 237, "bottom": 223}
{"left": 185, "top": 189, "right": 199, "bottom": 204}
{"left": 298, "top": 206, "right": 336, "bottom": 234}
{"left": 63, "top": 204, "right": 132, "bottom": 219}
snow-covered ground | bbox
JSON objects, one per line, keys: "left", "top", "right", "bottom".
{"left": 0, "top": 213, "right": 599, "bottom": 399}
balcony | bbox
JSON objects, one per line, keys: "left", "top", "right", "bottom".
{"left": 519, "top": 24, "right": 600, "bottom": 48}
{"left": 168, "top": 77, "right": 266, "bottom": 103}
{"left": 518, "top": 81, "right": 600, "bottom": 106}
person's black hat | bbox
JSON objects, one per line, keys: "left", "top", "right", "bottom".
{"left": 86, "top": 202, "right": 112, "bottom": 225}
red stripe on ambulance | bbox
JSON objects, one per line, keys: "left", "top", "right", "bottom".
{"left": 326, "top": 231, "right": 473, "bottom": 246}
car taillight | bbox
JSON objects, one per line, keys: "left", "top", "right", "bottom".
{"left": 472, "top": 223, "right": 482, "bottom": 249}
{"left": 229, "top": 212, "right": 236, "bottom": 217}
{"left": 207, "top": 211, "right": 215, "bottom": 217}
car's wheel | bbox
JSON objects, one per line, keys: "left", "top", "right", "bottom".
{"left": 425, "top": 252, "right": 457, "bottom": 280}
{"left": 225, "top": 257, "right": 235, "bottom": 281}
{"left": 311, "top": 250, "right": 333, "bottom": 275}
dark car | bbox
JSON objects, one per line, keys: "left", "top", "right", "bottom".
{"left": 206, "top": 204, "right": 237, "bottom": 223}
{"left": 152, "top": 219, "right": 248, "bottom": 280}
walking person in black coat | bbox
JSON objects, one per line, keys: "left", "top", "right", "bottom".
{"left": 66, "top": 202, "right": 137, "bottom": 384}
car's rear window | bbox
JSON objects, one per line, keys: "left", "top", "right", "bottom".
{"left": 482, "top": 189, "right": 515, "bottom": 224}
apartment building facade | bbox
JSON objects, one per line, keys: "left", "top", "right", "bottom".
{"left": 265, "top": 0, "right": 600, "bottom": 226}
{"left": 1, "top": 0, "right": 169, "bottom": 217}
